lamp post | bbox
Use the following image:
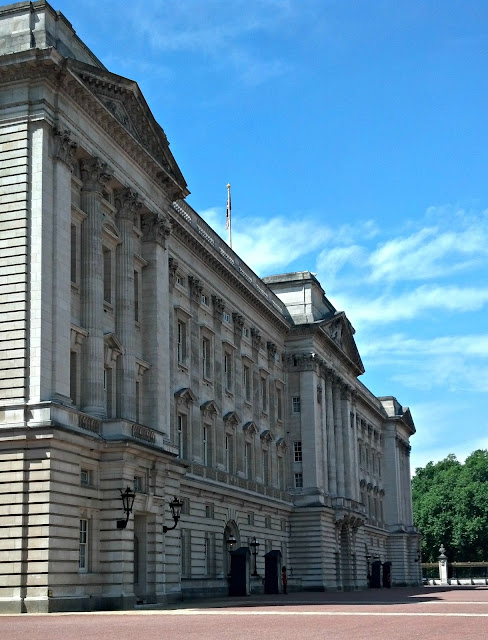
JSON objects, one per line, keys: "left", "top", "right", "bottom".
{"left": 117, "top": 486, "right": 136, "bottom": 529}
{"left": 226, "top": 534, "right": 237, "bottom": 576}
{"left": 250, "top": 537, "right": 260, "bottom": 576}
{"left": 163, "top": 496, "right": 184, "bottom": 533}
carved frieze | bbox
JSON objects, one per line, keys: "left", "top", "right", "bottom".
{"left": 267, "top": 341, "right": 277, "bottom": 358}
{"left": 232, "top": 313, "right": 244, "bottom": 332}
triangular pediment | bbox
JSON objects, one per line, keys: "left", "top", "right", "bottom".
{"left": 66, "top": 60, "right": 188, "bottom": 200}
{"left": 320, "top": 312, "right": 365, "bottom": 376}
{"left": 223, "top": 411, "right": 240, "bottom": 427}
{"left": 200, "top": 400, "right": 220, "bottom": 416}
{"left": 174, "top": 387, "right": 196, "bottom": 404}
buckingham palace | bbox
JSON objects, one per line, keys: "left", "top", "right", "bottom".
{"left": 0, "top": 1, "right": 421, "bottom": 613}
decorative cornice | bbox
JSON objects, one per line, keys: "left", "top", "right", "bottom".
{"left": 251, "top": 327, "right": 262, "bottom": 350}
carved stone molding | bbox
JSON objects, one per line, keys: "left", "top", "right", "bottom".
{"left": 53, "top": 126, "right": 77, "bottom": 170}
{"left": 212, "top": 295, "right": 225, "bottom": 316}
{"left": 200, "top": 400, "right": 219, "bottom": 418}
{"left": 276, "top": 437, "right": 287, "bottom": 453}
{"left": 243, "top": 421, "right": 258, "bottom": 437}
{"left": 141, "top": 211, "right": 172, "bottom": 247}
{"left": 168, "top": 257, "right": 179, "bottom": 286}
{"left": 267, "top": 342, "right": 277, "bottom": 358}
{"left": 232, "top": 312, "right": 244, "bottom": 332}
{"left": 115, "top": 187, "right": 142, "bottom": 223}
{"left": 223, "top": 411, "right": 240, "bottom": 430}
{"left": 260, "top": 429, "right": 273, "bottom": 444}
{"left": 188, "top": 275, "right": 203, "bottom": 301}
{"left": 80, "top": 157, "right": 112, "bottom": 193}
{"left": 175, "top": 387, "right": 196, "bottom": 408}
{"left": 251, "top": 327, "right": 262, "bottom": 350}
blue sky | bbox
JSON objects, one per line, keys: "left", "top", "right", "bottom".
{"left": 53, "top": 0, "right": 488, "bottom": 473}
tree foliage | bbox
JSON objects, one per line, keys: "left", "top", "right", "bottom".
{"left": 412, "top": 450, "right": 488, "bottom": 562}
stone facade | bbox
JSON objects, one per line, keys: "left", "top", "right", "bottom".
{"left": 0, "top": 1, "right": 421, "bottom": 613}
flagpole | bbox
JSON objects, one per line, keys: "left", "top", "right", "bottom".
{"left": 226, "top": 183, "right": 232, "bottom": 248}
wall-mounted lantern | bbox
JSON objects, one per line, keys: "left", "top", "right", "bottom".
{"left": 163, "top": 496, "right": 184, "bottom": 533}
{"left": 117, "top": 486, "right": 136, "bottom": 529}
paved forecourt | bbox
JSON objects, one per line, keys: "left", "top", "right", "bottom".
{"left": 2, "top": 587, "right": 488, "bottom": 640}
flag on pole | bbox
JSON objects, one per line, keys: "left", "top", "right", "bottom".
{"left": 226, "top": 183, "right": 231, "bottom": 230}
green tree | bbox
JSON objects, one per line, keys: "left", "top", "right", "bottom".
{"left": 412, "top": 450, "right": 488, "bottom": 562}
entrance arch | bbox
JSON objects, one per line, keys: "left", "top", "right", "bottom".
{"left": 223, "top": 520, "right": 240, "bottom": 576}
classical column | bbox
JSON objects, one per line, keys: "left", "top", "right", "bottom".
{"left": 141, "top": 211, "right": 171, "bottom": 434}
{"left": 80, "top": 158, "right": 112, "bottom": 418}
{"left": 350, "top": 395, "right": 360, "bottom": 502}
{"left": 211, "top": 295, "right": 225, "bottom": 470}
{"left": 115, "top": 188, "right": 141, "bottom": 421}
{"left": 333, "top": 378, "right": 345, "bottom": 497}
{"left": 52, "top": 127, "right": 77, "bottom": 403}
{"left": 325, "top": 372, "right": 337, "bottom": 495}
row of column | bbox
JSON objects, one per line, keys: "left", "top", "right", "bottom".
{"left": 76, "top": 156, "right": 170, "bottom": 427}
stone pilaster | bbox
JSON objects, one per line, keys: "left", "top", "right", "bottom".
{"left": 80, "top": 157, "right": 112, "bottom": 417}
{"left": 325, "top": 372, "right": 337, "bottom": 496}
{"left": 141, "top": 211, "right": 171, "bottom": 433}
{"left": 319, "top": 377, "right": 329, "bottom": 493}
{"left": 211, "top": 295, "right": 224, "bottom": 469}
{"left": 115, "top": 188, "right": 141, "bottom": 421}
{"left": 52, "top": 127, "right": 77, "bottom": 403}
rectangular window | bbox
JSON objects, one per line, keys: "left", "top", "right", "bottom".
{"left": 243, "top": 365, "right": 251, "bottom": 402}
{"left": 261, "top": 377, "right": 268, "bottom": 412}
{"left": 276, "top": 387, "right": 283, "bottom": 420}
{"left": 224, "top": 352, "right": 232, "bottom": 390}
{"left": 225, "top": 435, "right": 234, "bottom": 474}
{"left": 294, "top": 472, "right": 303, "bottom": 489}
{"left": 70, "top": 224, "right": 78, "bottom": 284}
{"left": 244, "top": 442, "right": 252, "bottom": 479}
{"left": 181, "top": 529, "right": 191, "bottom": 578}
{"left": 292, "top": 396, "right": 301, "bottom": 413}
{"left": 204, "top": 533, "right": 215, "bottom": 577}
{"left": 243, "top": 327, "right": 249, "bottom": 338}
{"left": 203, "top": 424, "right": 210, "bottom": 466}
{"left": 79, "top": 519, "right": 88, "bottom": 572}
{"left": 247, "top": 512, "right": 254, "bottom": 526}
{"left": 223, "top": 311, "right": 231, "bottom": 323}
{"left": 277, "top": 456, "right": 284, "bottom": 489}
{"left": 262, "top": 449, "right": 269, "bottom": 485}
{"left": 177, "top": 320, "right": 187, "bottom": 364}
{"left": 293, "top": 441, "right": 302, "bottom": 462}
{"left": 202, "top": 337, "right": 211, "bottom": 379}
{"left": 135, "top": 380, "right": 141, "bottom": 423}
{"left": 133, "top": 475, "right": 144, "bottom": 493}
{"left": 205, "top": 504, "right": 214, "bottom": 519}
{"left": 103, "top": 248, "right": 112, "bottom": 304}
{"left": 104, "top": 367, "right": 114, "bottom": 417}
{"left": 265, "top": 515, "right": 271, "bottom": 528}
{"left": 134, "top": 270, "right": 140, "bottom": 322}
{"left": 177, "top": 414, "right": 188, "bottom": 459}
{"left": 70, "top": 350, "right": 78, "bottom": 406}
{"left": 201, "top": 293, "right": 209, "bottom": 306}
{"left": 80, "top": 469, "right": 91, "bottom": 486}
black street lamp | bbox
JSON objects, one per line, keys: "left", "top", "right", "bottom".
{"left": 117, "top": 486, "right": 136, "bottom": 529}
{"left": 226, "top": 534, "right": 237, "bottom": 576}
{"left": 250, "top": 537, "right": 260, "bottom": 576}
{"left": 163, "top": 496, "right": 184, "bottom": 533}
